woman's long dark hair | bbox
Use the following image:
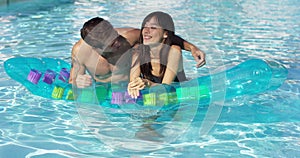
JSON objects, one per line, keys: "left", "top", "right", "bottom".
{"left": 138, "top": 11, "right": 176, "bottom": 82}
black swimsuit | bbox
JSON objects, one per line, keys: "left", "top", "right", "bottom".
{"left": 143, "top": 70, "right": 187, "bottom": 84}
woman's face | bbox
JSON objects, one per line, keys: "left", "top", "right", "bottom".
{"left": 142, "top": 17, "right": 166, "bottom": 45}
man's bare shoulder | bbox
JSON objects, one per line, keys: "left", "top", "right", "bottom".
{"left": 72, "top": 39, "right": 95, "bottom": 64}
{"left": 72, "top": 39, "right": 83, "bottom": 54}
{"left": 72, "top": 39, "right": 92, "bottom": 55}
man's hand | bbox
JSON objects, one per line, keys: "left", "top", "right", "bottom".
{"left": 191, "top": 47, "right": 206, "bottom": 68}
{"left": 75, "top": 74, "right": 92, "bottom": 88}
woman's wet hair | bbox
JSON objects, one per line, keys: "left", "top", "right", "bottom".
{"left": 141, "top": 11, "right": 175, "bottom": 33}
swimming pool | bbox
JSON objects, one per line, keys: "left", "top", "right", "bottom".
{"left": 0, "top": 0, "right": 299, "bottom": 157}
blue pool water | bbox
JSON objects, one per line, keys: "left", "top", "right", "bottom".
{"left": 0, "top": 0, "right": 299, "bottom": 157}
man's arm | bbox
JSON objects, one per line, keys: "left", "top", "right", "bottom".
{"left": 172, "top": 35, "right": 206, "bottom": 68}
{"left": 115, "top": 28, "right": 140, "bottom": 46}
{"left": 116, "top": 27, "right": 206, "bottom": 68}
{"left": 69, "top": 41, "right": 81, "bottom": 84}
{"left": 69, "top": 40, "right": 92, "bottom": 88}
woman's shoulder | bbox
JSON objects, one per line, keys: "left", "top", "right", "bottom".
{"left": 170, "top": 45, "right": 181, "bottom": 53}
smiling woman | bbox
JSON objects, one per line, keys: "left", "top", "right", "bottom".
{"left": 128, "top": 11, "right": 187, "bottom": 98}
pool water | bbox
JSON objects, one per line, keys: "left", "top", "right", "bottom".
{"left": 0, "top": 0, "right": 300, "bottom": 157}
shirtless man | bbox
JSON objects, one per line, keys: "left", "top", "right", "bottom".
{"left": 69, "top": 17, "right": 205, "bottom": 88}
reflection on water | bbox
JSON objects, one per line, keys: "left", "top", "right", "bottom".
{"left": 0, "top": 0, "right": 300, "bottom": 157}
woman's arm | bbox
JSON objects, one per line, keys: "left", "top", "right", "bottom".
{"left": 127, "top": 48, "right": 144, "bottom": 98}
{"left": 162, "top": 45, "right": 182, "bottom": 84}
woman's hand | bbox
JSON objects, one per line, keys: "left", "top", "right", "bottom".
{"left": 75, "top": 74, "right": 92, "bottom": 88}
{"left": 127, "top": 77, "right": 147, "bottom": 98}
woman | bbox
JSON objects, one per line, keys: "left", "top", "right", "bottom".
{"left": 128, "top": 11, "right": 187, "bottom": 98}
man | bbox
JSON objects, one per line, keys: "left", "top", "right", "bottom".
{"left": 70, "top": 17, "right": 205, "bottom": 88}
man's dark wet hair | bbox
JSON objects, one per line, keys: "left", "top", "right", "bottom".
{"left": 80, "top": 17, "right": 118, "bottom": 49}
{"left": 80, "top": 17, "right": 132, "bottom": 65}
